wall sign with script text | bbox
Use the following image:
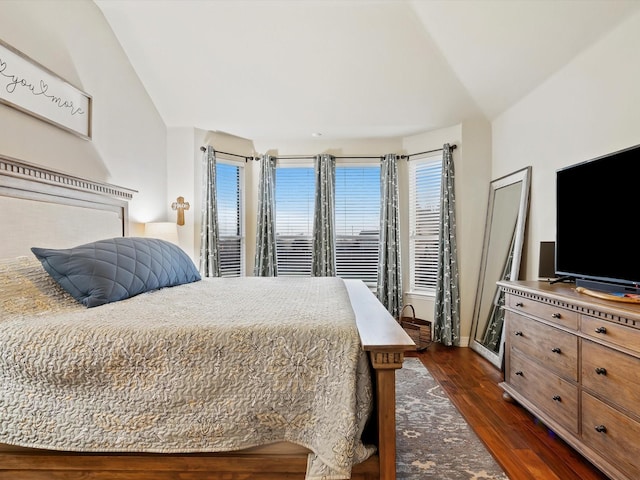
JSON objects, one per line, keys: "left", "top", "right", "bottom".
{"left": 0, "top": 39, "right": 92, "bottom": 139}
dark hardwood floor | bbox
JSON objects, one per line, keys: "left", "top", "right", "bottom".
{"left": 413, "top": 344, "right": 610, "bottom": 480}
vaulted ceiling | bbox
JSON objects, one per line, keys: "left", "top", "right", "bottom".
{"left": 95, "top": 0, "right": 640, "bottom": 142}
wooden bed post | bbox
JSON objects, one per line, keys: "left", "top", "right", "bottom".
{"left": 370, "top": 351, "right": 404, "bottom": 480}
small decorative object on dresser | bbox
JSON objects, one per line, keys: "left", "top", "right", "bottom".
{"left": 498, "top": 280, "right": 640, "bottom": 480}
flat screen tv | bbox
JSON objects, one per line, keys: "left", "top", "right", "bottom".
{"left": 555, "top": 143, "right": 640, "bottom": 294}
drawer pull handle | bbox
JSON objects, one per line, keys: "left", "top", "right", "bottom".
{"left": 595, "top": 326, "right": 607, "bottom": 334}
{"left": 515, "top": 302, "right": 524, "bottom": 307}
{"left": 594, "top": 425, "right": 607, "bottom": 433}
{"left": 514, "top": 331, "right": 523, "bottom": 337}
{"left": 595, "top": 367, "right": 607, "bottom": 375}
{"left": 552, "top": 395, "right": 562, "bottom": 402}
{"left": 551, "top": 347, "right": 562, "bottom": 354}
{"left": 551, "top": 313, "right": 562, "bottom": 319}
{"left": 515, "top": 371, "right": 524, "bottom": 376}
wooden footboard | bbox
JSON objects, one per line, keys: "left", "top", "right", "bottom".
{"left": 347, "top": 280, "right": 416, "bottom": 480}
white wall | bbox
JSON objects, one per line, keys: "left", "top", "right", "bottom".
{"left": 493, "top": 10, "right": 640, "bottom": 280}
{"left": 0, "top": 0, "right": 167, "bottom": 231}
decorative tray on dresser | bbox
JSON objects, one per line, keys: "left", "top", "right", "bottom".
{"left": 497, "top": 280, "right": 640, "bottom": 480}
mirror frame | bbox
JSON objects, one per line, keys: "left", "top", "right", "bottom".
{"left": 470, "top": 166, "right": 531, "bottom": 368}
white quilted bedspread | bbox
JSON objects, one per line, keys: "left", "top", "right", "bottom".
{"left": 0, "top": 263, "right": 374, "bottom": 479}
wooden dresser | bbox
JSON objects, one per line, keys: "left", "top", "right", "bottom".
{"left": 497, "top": 280, "right": 640, "bottom": 480}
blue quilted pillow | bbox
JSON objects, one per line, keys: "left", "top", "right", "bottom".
{"left": 31, "top": 237, "right": 201, "bottom": 307}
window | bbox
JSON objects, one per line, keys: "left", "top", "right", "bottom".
{"left": 275, "top": 163, "right": 380, "bottom": 286}
{"left": 275, "top": 166, "right": 314, "bottom": 275}
{"left": 335, "top": 166, "right": 380, "bottom": 287}
{"left": 409, "top": 153, "right": 443, "bottom": 293}
{"left": 216, "top": 161, "right": 244, "bottom": 277}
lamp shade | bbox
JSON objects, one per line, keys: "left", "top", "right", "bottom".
{"left": 144, "top": 222, "right": 179, "bottom": 245}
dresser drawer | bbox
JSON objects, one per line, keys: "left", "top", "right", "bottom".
{"left": 581, "top": 315, "right": 640, "bottom": 355}
{"left": 506, "top": 293, "right": 578, "bottom": 329}
{"left": 509, "top": 352, "right": 578, "bottom": 434}
{"left": 582, "top": 392, "right": 640, "bottom": 480}
{"left": 582, "top": 339, "right": 640, "bottom": 418}
{"left": 506, "top": 311, "right": 578, "bottom": 381}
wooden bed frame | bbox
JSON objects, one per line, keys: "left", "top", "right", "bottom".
{"left": 0, "top": 155, "right": 416, "bottom": 480}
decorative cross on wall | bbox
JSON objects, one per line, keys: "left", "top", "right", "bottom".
{"left": 171, "top": 196, "right": 190, "bottom": 226}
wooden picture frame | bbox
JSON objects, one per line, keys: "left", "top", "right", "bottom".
{"left": 0, "top": 39, "right": 92, "bottom": 139}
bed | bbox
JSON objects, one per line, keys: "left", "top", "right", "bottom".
{"left": 0, "top": 154, "right": 416, "bottom": 480}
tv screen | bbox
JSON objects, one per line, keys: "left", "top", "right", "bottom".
{"left": 555, "top": 143, "right": 640, "bottom": 290}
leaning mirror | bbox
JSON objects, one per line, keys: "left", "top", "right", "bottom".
{"left": 470, "top": 167, "right": 531, "bottom": 369}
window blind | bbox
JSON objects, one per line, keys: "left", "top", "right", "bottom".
{"left": 275, "top": 167, "right": 314, "bottom": 275}
{"left": 335, "top": 166, "right": 380, "bottom": 287}
{"left": 216, "top": 162, "right": 243, "bottom": 277}
{"left": 409, "top": 154, "right": 443, "bottom": 293}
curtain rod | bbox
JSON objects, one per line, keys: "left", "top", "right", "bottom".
{"left": 405, "top": 144, "right": 457, "bottom": 158}
{"left": 274, "top": 154, "right": 384, "bottom": 160}
{"left": 200, "top": 146, "right": 252, "bottom": 161}
{"left": 200, "top": 144, "right": 457, "bottom": 161}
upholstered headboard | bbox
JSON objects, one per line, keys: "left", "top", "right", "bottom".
{"left": 0, "top": 155, "right": 135, "bottom": 259}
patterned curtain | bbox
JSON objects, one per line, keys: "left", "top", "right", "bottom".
{"left": 377, "top": 153, "right": 403, "bottom": 318}
{"left": 199, "top": 146, "right": 221, "bottom": 277}
{"left": 254, "top": 155, "right": 278, "bottom": 276}
{"left": 433, "top": 143, "right": 461, "bottom": 346}
{"left": 311, "top": 154, "right": 336, "bottom": 277}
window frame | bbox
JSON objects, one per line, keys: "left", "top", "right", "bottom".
{"left": 408, "top": 152, "right": 443, "bottom": 296}
{"left": 215, "top": 157, "right": 245, "bottom": 277}
{"left": 274, "top": 163, "right": 315, "bottom": 276}
{"left": 334, "top": 162, "right": 381, "bottom": 288}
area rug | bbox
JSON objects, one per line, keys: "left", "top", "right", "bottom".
{"left": 396, "top": 358, "right": 509, "bottom": 480}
